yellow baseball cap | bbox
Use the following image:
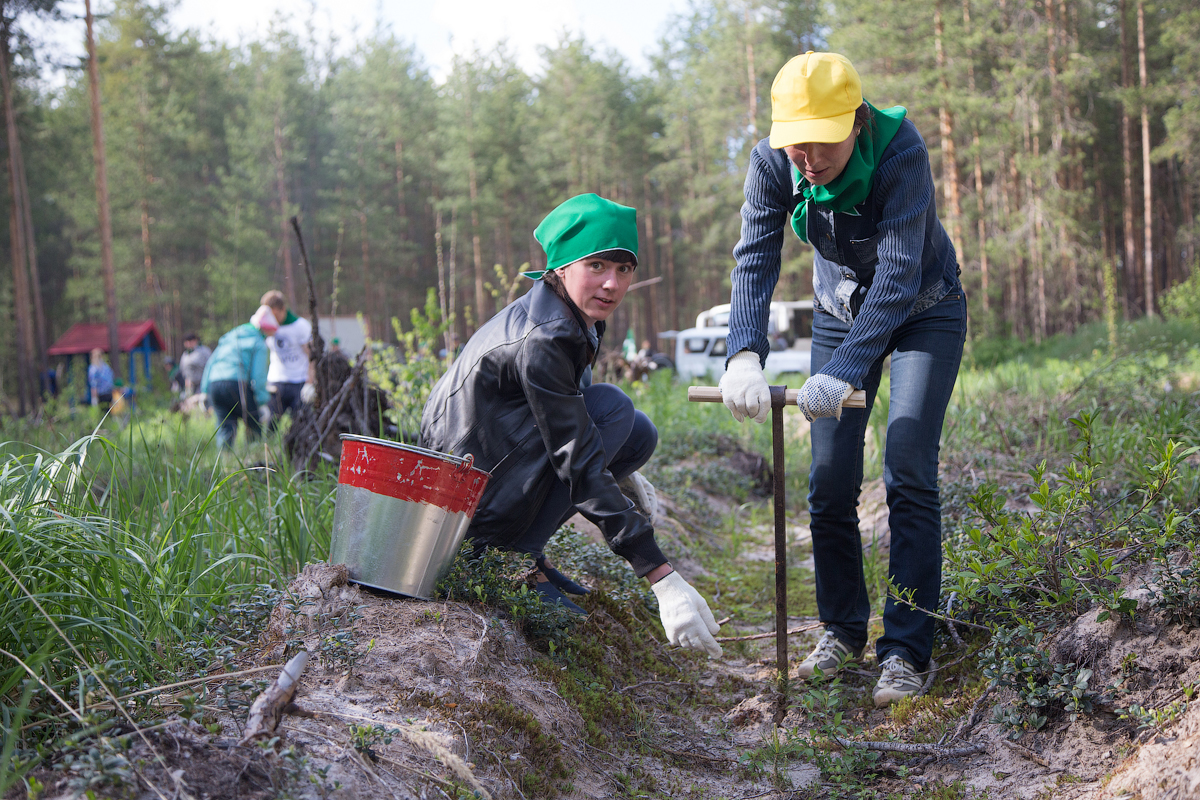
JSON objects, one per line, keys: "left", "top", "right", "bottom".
{"left": 769, "top": 51, "right": 863, "bottom": 148}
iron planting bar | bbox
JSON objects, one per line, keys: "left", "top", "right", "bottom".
{"left": 687, "top": 383, "right": 866, "bottom": 695}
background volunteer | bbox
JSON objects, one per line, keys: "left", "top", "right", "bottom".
{"left": 261, "top": 290, "right": 313, "bottom": 423}
{"left": 421, "top": 193, "right": 723, "bottom": 656}
{"left": 201, "top": 305, "right": 276, "bottom": 447}
{"left": 178, "top": 333, "right": 212, "bottom": 397}
{"left": 719, "top": 52, "right": 966, "bottom": 706}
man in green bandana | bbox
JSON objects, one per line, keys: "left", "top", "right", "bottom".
{"left": 422, "top": 193, "right": 722, "bottom": 657}
{"left": 720, "top": 52, "right": 967, "bottom": 706}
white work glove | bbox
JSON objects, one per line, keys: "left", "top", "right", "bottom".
{"left": 258, "top": 405, "right": 273, "bottom": 426}
{"left": 300, "top": 383, "right": 316, "bottom": 404}
{"left": 651, "top": 572, "right": 722, "bottom": 657}
{"left": 618, "top": 471, "right": 659, "bottom": 526}
{"left": 719, "top": 350, "right": 771, "bottom": 424}
{"left": 797, "top": 374, "right": 854, "bottom": 422}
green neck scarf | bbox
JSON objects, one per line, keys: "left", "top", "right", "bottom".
{"left": 282, "top": 310, "right": 298, "bottom": 326}
{"left": 789, "top": 102, "right": 907, "bottom": 244}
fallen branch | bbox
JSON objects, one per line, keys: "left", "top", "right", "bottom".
{"left": 944, "top": 592, "right": 965, "bottom": 649}
{"left": 310, "top": 707, "right": 493, "bottom": 800}
{"left": 239, "top": 650, "right": 309, "bottom": 745}
{"left": 944, "top": 684, "right": 993, "bottom": 745}
{"left": 1000, "top": 739, "right": 1050, "bottom": 768}
{"left": 715, "top": 615, "right": 882, "bottom": 643}
{"left": 831, "top": 735, "right": 985, "bottom": 759}
{"left": 917, "top": 657, "right": 938, "bottom": 698}
{"left": 618, "top": 680, "right": 692, "bottom": 694}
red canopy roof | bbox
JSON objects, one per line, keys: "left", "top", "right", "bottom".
{"left": 48, "top": 321, "right": 166, "bottom": 356}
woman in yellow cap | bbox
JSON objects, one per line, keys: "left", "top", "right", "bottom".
{"left": 421, "top": 193, "right": 721, "bottom": 656}
{"left": 719, "top": 52, "right": 966, "bottom": 705}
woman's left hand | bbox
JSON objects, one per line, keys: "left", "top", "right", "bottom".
{"left": 797, "top": 374, "right": 854, "bottom": 422}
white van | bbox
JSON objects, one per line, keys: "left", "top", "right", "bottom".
{"left": 673, "top": 300, "right": 815, "bottom": 380}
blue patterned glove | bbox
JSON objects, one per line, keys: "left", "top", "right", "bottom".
{"left": 797, "top": 374, "right": 854, "bottom": 422}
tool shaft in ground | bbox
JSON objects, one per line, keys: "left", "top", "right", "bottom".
{"left": 770, "top": 385, "right": 789, "bottom": 692}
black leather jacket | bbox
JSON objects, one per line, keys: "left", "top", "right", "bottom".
{"left": 419, "top": 280, "right": 667, "bottom": 577}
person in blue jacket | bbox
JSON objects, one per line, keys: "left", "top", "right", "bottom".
{"left": 201, "top": 306, "right": 277, "bottom": 447}
{"left": 718, "top": 52, "right": 966, "bottom": 706}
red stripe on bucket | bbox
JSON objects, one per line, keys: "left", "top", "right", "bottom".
{"left": 337, "top": 439, "right": 490, "bottom": 516}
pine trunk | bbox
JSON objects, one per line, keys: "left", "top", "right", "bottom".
{"left": 934, "top": 0, "right": 964, "bottom": 260}
{"left": 85, "top": 0, "right": 121, "bottom": 377}
{"left": 1118, "top": 0, "right": 1138, "bottom": 318}
{"left": 962, "top": 0, "right": 989, "bottom": 324}
{"left": 642, "top": 172, "right": 658, "bottom": 349}
{"left": 1137, "top": 0, "right": 1153, "bottom": 317}
{"left": 359, "top": 210, "right": 374, "bottom": 338}
{"left": 274, "top": 111, "right": 296, "bottom": 307}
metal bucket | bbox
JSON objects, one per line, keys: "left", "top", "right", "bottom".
{"left": 330, "top": 434, "right": 490, "bottom": 600}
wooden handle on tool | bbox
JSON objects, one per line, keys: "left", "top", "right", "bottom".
{"left": 687, "top": 385, "right": 867, "bottom": 408}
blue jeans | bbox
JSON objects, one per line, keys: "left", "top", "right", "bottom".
{"left": 809, "top": 291, "right": 966, "bottom": 669}
{"left": 508, "top": 383, "right": 658, "bottom": 555}
{"left": 269, "top": 382, "right": 305, "bottom": 431}
{"left": 208, "top": 380, "right": 262, "bottom": 447}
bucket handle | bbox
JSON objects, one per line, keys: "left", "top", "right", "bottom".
{"left": 456, "top": 453, "right": 475, "bottom": 473}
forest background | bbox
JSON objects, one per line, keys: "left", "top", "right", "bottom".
{"left": 2, "top": 0, "right": 1199, "bottom": 411}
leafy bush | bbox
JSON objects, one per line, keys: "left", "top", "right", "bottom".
{"left": 365, "top": 287, "right": 451, "bottom": 439}
{"left": 981, "top": 626, "right": 1096, "bottom": 733}
{"left": 1161, "top": 269, "right": 1200, "bottom": 325}
{"left": 435, "top": 541, "right": 578, "bottom": 651}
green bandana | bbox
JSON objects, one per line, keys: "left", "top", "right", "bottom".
{"left": 789, "top": 103, "right": 907, "bottom": 244}
{"left": 522, "top": 193, "right": 638, "bottom": 280}
{"left": 282, "top": 310, "right": 298, "bottom": 325}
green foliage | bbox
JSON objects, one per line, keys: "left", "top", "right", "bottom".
{"left": 945, "top": 413, "right": 1196, "bottom": 629}
{"left": 981, "top": 627, "right": 1096, "bottom": 733}
{"left": 0, "top": 424, "right": 335, "bottom": 783}
{"left": 435, "top": 541, "right": 578, "bottom": 651}
{"left": 1161, "top": 269, "right": 1200, "bottom": 325}
{"left": 348, "top": 723, "right": 394, "bottom": 761}
{"left": 365, "top": 288, "right": 451, "bottom": 438}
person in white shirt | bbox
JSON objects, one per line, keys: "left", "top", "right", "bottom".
{"left": 261, "top": 290, "right": 313, "bottom": 427}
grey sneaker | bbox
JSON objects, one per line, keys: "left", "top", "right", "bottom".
{"left": 796, "top": 630, "right": 861, "bottom": 678}
{"left": 873, "top": 655, "right": 923, "bottom": 707}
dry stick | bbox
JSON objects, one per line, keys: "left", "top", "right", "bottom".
{"left": 831, "top": 736, "right": 985, "bottom": 759}
{"left": 305, "top": 363, "right": 361, "bottom": 465}
{"left": 1000, "top": 739, "right": 1050, "bottom": 768}
{"left": 944, "top": 592, "right": 966, "bottom": 649}
{"left": 0, "top": 559, "right": 171, "bottom": 800}
{"left": 0, "top": 646, "right": 84, "bottom": 723}
{"left": 916, "top": 657, "right": 939, "bottom": 698}
{"left": 311, "top": 708, "right": 493, "bottom": 800}
{"left": 716, "top": 616, "right": 882, "bottom": 643}
{"left": 942, "top": 685, "right": 994, "bottom": 746}
{"left": 290, "top": 216, "right": 323, "bottom": 379}
{"left": 36, "top": 664, "right": 291, "bottom": 721}
{"left": 239, "top": 650, "right": 310, "bottom": 745}
{"left": 618, "top": 680, "right": 691, "bottom": 694}
{"left": 118, "top": 664, "right": 288, "bottom": 701}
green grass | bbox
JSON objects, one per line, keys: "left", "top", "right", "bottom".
{"left": 0, "top": 412, "right": 335, "bottom": 787}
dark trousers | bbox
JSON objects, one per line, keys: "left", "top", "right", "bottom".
{"left": 507, "top": 383, "right": 657, "bottom": 555}
{"left": 208, "top": 380, "right": 262, "bottom": 447}
{"left": 808, "top": 291, "right": 966, "bottom": 669}
{"left": 269, "top": 382, "right": 304, "bottom": 417}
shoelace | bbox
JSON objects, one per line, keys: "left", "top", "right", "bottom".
{"left": 879, "top": 659, "right": 914, "bottom": 686}
{"left": 812, "top": 633, "right": 844, "bottom": 660}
